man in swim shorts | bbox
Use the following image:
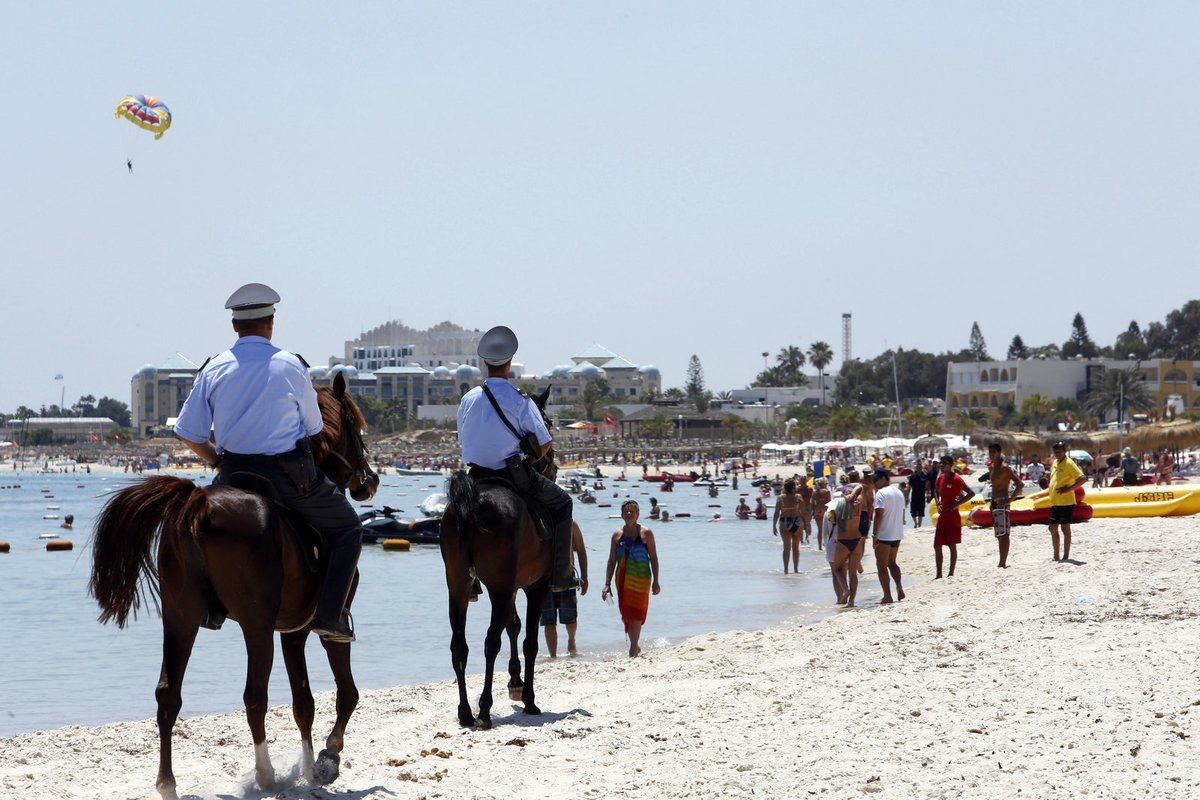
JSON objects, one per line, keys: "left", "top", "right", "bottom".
{"left": 986, "top": 442, "right": 1023, "bottom": 569}
{"left": 934, "top": 454, "right": 974, "bottom": 579}
{"left": 542, "top": 521, "right": 589, "bottom": 657}
{"left": 1046, "top": 441, "right": 1086, "bottom": 563}
{"left": 871, "top": 469, "right": 906, "bottom": 603}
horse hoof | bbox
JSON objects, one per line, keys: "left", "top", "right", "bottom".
{"left": 474, "top": 717, "right": 493, "bottom": 731}
{"left": 508, "top": 686, "right": 524, "bottom": 701}
{"left": 523, "top": 703, "right": 542, "bottom": 716}
{"left": 313, "top": 749, "right": 340, "bottom": 785}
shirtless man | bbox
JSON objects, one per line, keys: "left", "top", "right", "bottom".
{"left": 855, "top": 469, "right": 876, "bottom": 543}
{"left": 831, "top": 482, "right": 866, "bottom": 606}
{"left": 812, "top": 477, "right": 832, "bottom": 549}
{"left": 986, "top": 442, "right": 1023, "bottom": 569}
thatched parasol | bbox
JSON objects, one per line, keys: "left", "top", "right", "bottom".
{"left": 1089, "top": 430, "right": 1121, "bottom": 454}
{"left": 912, "top": 434, "right": 949, "bottom": 452}
{"left": 1126, "top": 419, "right": 1200, "bottom": 453}
{"left": 970, "top": 430, "right": 1047, "bottom": 457}
{"left": 1039, "top": 430, "right": 1097, "bottom": 450}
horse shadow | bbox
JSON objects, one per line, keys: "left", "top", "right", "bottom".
{"left": 206, "top": 783, "right": 395, "bottom": 800}
{"left": 486, "top": 706, "right": 593, "bottom": 729}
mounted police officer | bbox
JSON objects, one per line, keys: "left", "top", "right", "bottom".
{"left": 457, "top": 325, "right": 579, "bottom": 592}
{"left": 174, "top": 283, "right": 363, "bottom": 643}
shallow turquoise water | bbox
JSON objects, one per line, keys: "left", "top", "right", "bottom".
{"left": 0, "top": 470, "right": 843, "bottom": 736}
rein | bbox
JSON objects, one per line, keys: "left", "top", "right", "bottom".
{"left": 322, "top": 398, "right": 373, "bottom": 492}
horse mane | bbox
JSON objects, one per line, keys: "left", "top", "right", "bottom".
{"left": 312, "top": 386, "right": 367, "bottom": 464}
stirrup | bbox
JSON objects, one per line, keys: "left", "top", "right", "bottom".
{"left": 313, "top": 609, "right": 355, "bottom": 643}
{"left": 468, "top": 577, "right": 482, "bottom": 603}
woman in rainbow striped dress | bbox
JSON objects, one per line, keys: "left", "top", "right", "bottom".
{"left": 602, "top": 500, "right": 662, "bottom": 657}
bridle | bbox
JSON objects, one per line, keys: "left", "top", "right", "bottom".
{"left": 326, "top": 398, "right": 375, "bottom": 495}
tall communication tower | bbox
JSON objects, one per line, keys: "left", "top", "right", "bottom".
{"left": 841, "top": 313, "right": 852, "bottom": 363}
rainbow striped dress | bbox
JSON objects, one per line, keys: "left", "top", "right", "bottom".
{"left": 615, "top": 529, "right": 652, "bottom": 630}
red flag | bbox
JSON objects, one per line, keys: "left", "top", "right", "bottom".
{"left": 604, "top": 413, "right": 616, "bottom": 428}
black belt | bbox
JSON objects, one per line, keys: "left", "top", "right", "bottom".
{"left": 222, "top": 445, "right": 302, "bottom": 464}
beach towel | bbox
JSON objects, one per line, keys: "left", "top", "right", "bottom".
{"left": 615, "top": 532, "right": 652, "bottom": 631}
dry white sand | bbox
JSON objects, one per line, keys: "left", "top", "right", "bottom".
{"left": 2, "top": 510, "right": 1198, "bottom": 799}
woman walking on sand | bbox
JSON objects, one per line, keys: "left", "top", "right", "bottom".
{"left": 603, "top": 500, "right": 661, "bottom": 657}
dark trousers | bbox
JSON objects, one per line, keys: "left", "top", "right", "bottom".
{"left": 530, "top": 471, "right": 573, "bottom": 531}
{"left": 218, "top": 450, "right": 363, "bottom": 551}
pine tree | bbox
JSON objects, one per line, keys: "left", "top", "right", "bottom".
{"left": 1062, "top": 312, "right": 1099, "bottom": 358}
{"left": 968, "top": 322, "right": 990, "bottom": 361}
{"left": 685, "top": 355, "right": 706, "bottom": 398}
{"left": 1006, "top": 335, "right": 1029, "bottom": 360}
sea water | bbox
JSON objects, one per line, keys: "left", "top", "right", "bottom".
{"left": 0, "top": 470, "right": 844, "bottom": 737}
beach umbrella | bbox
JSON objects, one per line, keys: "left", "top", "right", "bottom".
{"left": 1040, "top": 430, "right": 1097, "bottom": 450}
{"left": 1089, "top": 431, "right": 1121, "bottom": 453}
{"left": 1126, "top": 419, "right": 1200, "bottom": 453}
{"left": 912, "top": 434, "right": 948, "bottom": 452}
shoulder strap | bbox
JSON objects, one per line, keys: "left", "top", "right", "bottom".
{"left": 481, "top": 382, "right": 524, "bottom": 442}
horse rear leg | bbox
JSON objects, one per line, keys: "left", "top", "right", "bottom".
{"left": 520, "top": 583, "right": 551, "bottom": 715}
{"left": 240, "top": 622, "right": 277, "bottom": 792}
{"left": 477, "top": 588, "right": 516, "bottom": 730}
{"left": 506, "top": 607, "right": 524, "bottom": 701}
{"left": 280, "top": 631, "right": 316, "bottom": 783}
{"left": 154, "top": 609, "right": 202, "bottom": 800}
{"left": 447, "top": 582, "right": 475, "bottom": 728}
{"left": 314, "top": 637, "right": 359, "bottom": 785}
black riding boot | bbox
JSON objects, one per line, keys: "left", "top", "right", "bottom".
{"left": 549, "top": 518, "right": 579, "bottom": 592}
{"left": 312, "top": 541, "right": 360, "bottom": 643}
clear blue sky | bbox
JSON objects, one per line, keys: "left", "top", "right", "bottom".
{"left": 2, "top": 3, "right": 1196, "bottom": 414}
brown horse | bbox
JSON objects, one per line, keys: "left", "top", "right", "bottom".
{"left": 439, "top": 388, "right": 561, "bottom": 729}
{"left": 88, "top": 373, "right": 378, "bottom": 800}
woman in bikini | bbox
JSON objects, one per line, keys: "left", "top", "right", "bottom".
{"left": 602, "top": 500, "right": 661, "bottom": 657}
{"left": 772, "top": 478, "right": 804, "bottom": 573}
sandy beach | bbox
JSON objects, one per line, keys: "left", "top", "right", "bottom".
{"left": 2, "top": 509, "right": 1197, "bottom": 799}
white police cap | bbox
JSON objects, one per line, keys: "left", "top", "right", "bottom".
{"left": 225, "top": 283, "right": 280, "bottom": 320}
{"left": 478, "top": 325, "right": 518, "bottom": 366}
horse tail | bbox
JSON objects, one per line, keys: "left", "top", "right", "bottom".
{"left": 89, "top": 475, "right": 209, "bottom": 628}
{"left": 447, "top": 469, "right": 481, "bottom": 533}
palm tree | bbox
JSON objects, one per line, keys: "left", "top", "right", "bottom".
{"left": 722, "top": 414, "right": 748, "bottom": 443}
{"left": 776, "top": 346, "right": 806, "bottom": 382}
{"left": 640, "top": 413, "right": 674, "bottom": 439}
{"left": 808, "top": 341, "right": 834, "bottom": 406}
{"left": 1021, "top": 394, "right": 1053, "bottom": 432}
{"left": 1084, "top": 367, "right": 1154, "bottom": 423}
{"left": 580, "top": 378, "right": 612, "bottom": 420}
{"left": 828, "top": 405, "right": 861, "bottom": 439}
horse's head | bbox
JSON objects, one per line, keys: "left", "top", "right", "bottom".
{"left": 532, "top": 385, "right": 558, "bottom": 481}
{"left": 313, "top": 372, "right": 379, "bottom": 502}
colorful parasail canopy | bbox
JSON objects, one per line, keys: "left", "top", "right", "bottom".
{"left": 115, "top": 95, "right": 172, "bottom": 139}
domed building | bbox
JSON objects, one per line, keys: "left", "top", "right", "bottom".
{"left": 130, "top": 353, "right": 202, "bottom": 438}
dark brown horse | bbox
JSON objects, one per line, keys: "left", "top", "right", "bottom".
{"left": 88, "top": 373, "right": 378, "bottom": 800}
{"left": 439, "top": 388, "right": 560, "bottom": 729}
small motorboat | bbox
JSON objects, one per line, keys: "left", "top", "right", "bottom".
{"left": 643, "top": 471, "right": 699, "bottom": 483}
{"left": 419, "top": 491, "right": 448, "bottom": 517}
{"left": 359, "top": 507, "right": 441, "bottom": 545}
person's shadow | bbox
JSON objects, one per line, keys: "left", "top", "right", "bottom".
{"left": 1061, "top": 558, "right": 1086, "bottom": 566}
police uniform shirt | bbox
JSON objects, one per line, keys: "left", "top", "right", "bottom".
{"left": 174, "top": 336, "right": 323, "bottom": 455}
{"left": 457, "top": 377, "right": 551, "bottom": 470}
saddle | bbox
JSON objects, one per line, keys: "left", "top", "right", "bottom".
{"left": 201, "top": 471, "right": 329, "bottom": 631}
{"left": 469, "top": 468, "right": 555, "bottom": 542}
